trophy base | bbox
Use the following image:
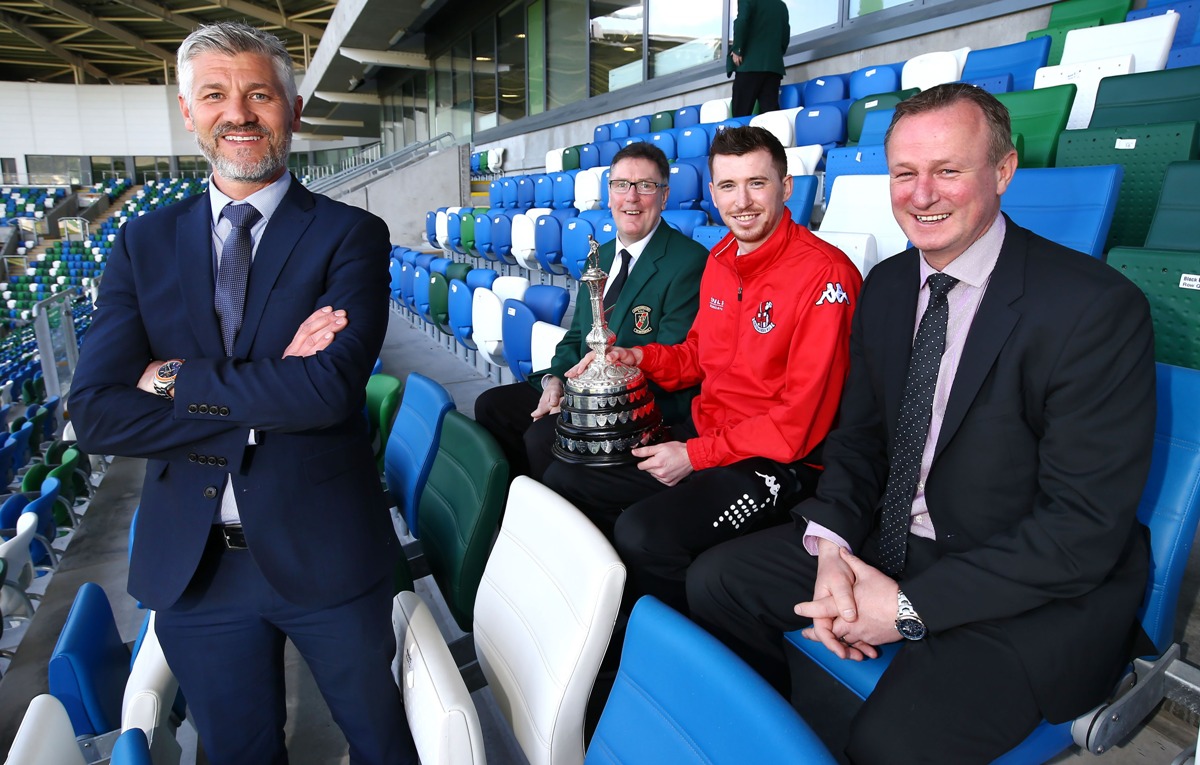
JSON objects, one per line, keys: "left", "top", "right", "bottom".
{"left": 552, "top": 374, "right": 665, "bottom": 466}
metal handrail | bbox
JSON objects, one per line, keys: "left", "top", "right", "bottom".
{"left": 306, "top": 133, "right": 456, "bottom": 198}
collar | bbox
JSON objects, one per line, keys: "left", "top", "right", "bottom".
{"left": 208, "top": 172, "right": 292, "bottom": 227}
{"left": 714, "top": 215, "right": 799, "bottom": 274}
{"left": 919, "top": 211, "right": 1005, "bottom": 288}
{"left": 614, "top": 218, "right": 662, "bottom": 262}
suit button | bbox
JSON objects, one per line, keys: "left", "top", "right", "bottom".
{"left": 206, "top": 456, "right": 217, "bottom": 465}
{"left": 198, "top": 404, "right": 209, "bottom": 414}
{"left": 203, "top": 485, "right": 218, "bottom": 499}
{"left": 188, "top": 452, "right": 198, "bottom": 462}
{"left": 188, "top": 404, "right": 198, "bottom": 413}
{"left": 217, "top": 457, "right": 228, "bottom": 467}
{"left": 219, "top": 406, "right": 230, "bottom": 416}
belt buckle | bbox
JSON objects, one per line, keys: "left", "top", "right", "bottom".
{"left": 218, "top": 524, "right": 248, "bottom": 550}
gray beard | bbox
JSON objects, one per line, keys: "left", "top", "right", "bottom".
{"left": 197, "top": 132, "right": 291, "bottom": 184}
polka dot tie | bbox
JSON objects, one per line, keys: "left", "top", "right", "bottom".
{"left": 214, "top": 203, "right": 261, "bottom": 357}
{"left": 878, "top": 272, "right": 959, "bottom": 576}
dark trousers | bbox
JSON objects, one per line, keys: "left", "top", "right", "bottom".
{"left": 732, "top": 71, "right": 783, "bottom": 117}
{"left": 473, "top": 381, "right": 558, "bottom": 480}
{"left": 155, "top": 533, "right": 417, "bottom": 765}
{"left": 542, "top": 422, "right": 814, "bottom": 613}
{"left": 686, "top": 524, "right": 1043, "bottom": 764}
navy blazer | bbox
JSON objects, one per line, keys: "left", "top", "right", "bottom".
{"left": 70, "top": 178, "right": 398, "bottom": 611}
{"left": 800, "top": 218, "right": 1155, "bottom": 722}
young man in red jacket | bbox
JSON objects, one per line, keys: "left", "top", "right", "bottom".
{"left": 542, "top": 126, "right": 862, "bottom": 613}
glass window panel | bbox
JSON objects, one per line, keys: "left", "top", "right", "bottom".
{"left": 528, "top": 0, "right": 546, "bottom": 115}
{"left": 547, "top": 0, "right": 587, "bottom": 109}
{"left": 453, "top": 38, "right": 473, "bottom": 142}
{"left": 498, "top": 2, "right": 527, "bottom": 124}
{"left": 849, "top": 0, "right": 912, "bottom": 19}
{"left": 473, "top": 22, "right": 498, "bottom": 132}
{"left": 729, "top": 0, "right": 836, "bottom": 44}
{"left": 434, "top": 53, "right": 454, "bottom": 137}
{"left": 648, "top": 0, "right": 721, "bottom": 79}
{"left": 591, "top": 0, "right": 643, "bottom": 95}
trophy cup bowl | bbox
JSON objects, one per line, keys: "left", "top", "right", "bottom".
{"left": 552, "top": 237, "right": 665, "bottom": 466}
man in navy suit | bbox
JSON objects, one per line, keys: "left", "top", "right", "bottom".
{"left": 688, "top": 84, "right": 1155, "bottom": 762}
{"left": 70, "top": 22, "right": 416, "bottom": 765}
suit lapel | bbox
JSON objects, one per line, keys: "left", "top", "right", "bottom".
{"left": 177, "top": 194, "right": 224, "bottom": 357}
{"left": 611, "top": 224, "right": 668, "bottom": 319}
{"left": 881, "top": 252, "right": 922, "bottom": 439}
{"left": 933, "top": 223, "right": 1025, "bottom": 461}
{"left": 233, "top": 180, "right": 316, "bottom": 358}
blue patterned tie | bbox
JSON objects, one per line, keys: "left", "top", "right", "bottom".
{"left": 878, "top": 272, "right": 959, "bottom": 575}
{"left": 215, "top": 203, "right": 261, "bottom": 357}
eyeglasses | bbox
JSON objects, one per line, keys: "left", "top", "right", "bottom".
{"left": 608, "top": 179, "right": 666, "bottom": 195}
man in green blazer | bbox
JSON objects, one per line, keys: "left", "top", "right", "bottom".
{"left": 729, "top": 0, "right": 790, "bottom": 117}
{"left": 475, "top": 142, "right": 707, "bottom": 479}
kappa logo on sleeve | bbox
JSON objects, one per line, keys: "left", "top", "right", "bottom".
{"left": 815, "top": 282, "right": 850, "bottom": 306}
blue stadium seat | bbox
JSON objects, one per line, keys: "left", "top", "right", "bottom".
{"left": 589, "top": 597, "right": 838, "bottom": 765}
{"left": 677, "top": 126, "right": 711, "bottom": 159}
{"left": 674, "top": 104, "right": 702, "bottom": 128}
{"left": 489, "top": 213, "right": 517, "bottom": 265}
{"left": 594, "top": 123, "right": 613, "bottom": 143}
{"left": 849, "top": 63, "right": 901, "bottom": 100}
{"left": 823, "top": 144, "right": 889, "bottom": 205}
{"left": 473, "top": 212, "right": 493, "bottom": 260}
{"left": 960, "top": 37, "right": 1051, "bottom": 92}
{"left": 661, "top": 210, "right": 708, "bottom": 239}
{"left": 516, "top": 176, "right": 536, "bottom": 209}
{"left": 533, "top": 215, "right": 570, "bottom": 275}
{"left": 384, "top": 373, "right": 456, "bottom": 537}
{"left": 804, "top": 73, "right": 849, "bottom": 105}
{"left": 649, "top": 130, "right": 678, "bottom": 160}
{"left": 779, "top": 82, "right": 804, "bottom": 110}
{"left": 786, "top": 174, "right": 819, "bottom": 227}
{"left": 610, "top": 120, "right": 632, "bottom": 139}
{"left": 1126, "top": 2, "right": 1199, "bottom": 50}
{"left": 595, "top": 140, "right": 621, "bottom": 165}
{"left": 856, "top": 108, "right": 895, "bottom": 146}
{"left": 630, "top": 115, "right": 652, "bottom": 135}
{"left": 1000, "top": 165, "right": 1123, "bottom": 259}
{"left": 578, "top": 143, "right": 601, "bottom": 170}
{"left": 793, "top": 106, "right": 847, "bottom": 155}
{"left": 563, "top": 218, "right": 597, "bottom": 280}
{"left": 533, "top": 174, "right": 554, "bottom": 208}
{"left": 501, "top": 286, "right": 570, "bottom": 382}
{"left": 785, "top": 362, "right": 1200, "bottom": 765}
{"left": 667, "top": 160, "right": 705, "bottom": 211}
{"left": 424, "top": 211, "right": 439, "bottom": 248}
{"left": 552, "top": 171, "right": 578, "bottom": 209}
{"left": 692, "top": 225, "right": 730, "bottom": 251}
{"left": 49, "top": 582, "right": 129, "bottom": 736}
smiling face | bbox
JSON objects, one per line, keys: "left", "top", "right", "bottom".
{"left": 178, "top": 50, "right": 302, "bottom": 199}
{"left": 709, "top": 148, "right": 792, "bottom": 254}
{"left": 886, "top": 100, "right": 1017, "bottom": 269}
{"left": 607, "top": 156, "right": 669, "bottom": 246}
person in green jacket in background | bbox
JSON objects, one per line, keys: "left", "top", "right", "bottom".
{"left": 729, "top": 0, "right": 790, "bottom": 117}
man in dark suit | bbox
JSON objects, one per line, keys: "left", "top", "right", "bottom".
{"left": 69, "top": 22, "right": 416, "bottom": 765}
{"left": 474, "top": 142, "right": 707, "bottom": 480}
{"left": 728, "top": 0, "right": 790, "bottom": 117}
{"left": 688, "top": 84, "right": 1155, "bottom": 763}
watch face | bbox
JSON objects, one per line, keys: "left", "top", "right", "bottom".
{"left": 157, "top": 360, "right": 182, "bottom": 381}
{"left": 897, "top": 617, "right": 927, "bottom": 641}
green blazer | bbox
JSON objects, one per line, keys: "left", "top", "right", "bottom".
{"left": 531, "top": 222, "right": 707, "bottom": 424}
{"left": 728, "top": 0, "right": 790, "bottom": 77}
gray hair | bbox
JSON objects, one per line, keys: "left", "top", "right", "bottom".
{"left": 177, "top": 21, "right": 296, "bottom": 112}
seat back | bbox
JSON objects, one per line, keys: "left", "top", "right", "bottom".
{"left": 813, "top": 230, "right": 879, "bottom": 277}
{"left": 417, "top": 411, "right": 509, "bottom": 630}
{"left": 523, "top": 284, "right": 570, "bottom": 326}
{"left": 366, "top": 374, "right": 404, "bottom": 471}
{"left": 856, "top": 108, "right": 895, "bottom": 146}
{"left": 392, "top": 591, "right": 486, "bottom": 765}
{"left": 692, "top": 225, "right": 730, "bottom": 252}
{"left": 901, "top": 48, "right": 970, "bottom": 91}
{"left": 1059, "top": 11, "right": 1179, "bottom": 72}
{"left": 1034, "top": 54, "right": 1134, "bottom": 129}
{"left": 551, "top": 171, "right": 577, "bottom": 209}
{"left": 0, "top": 511, "right": 37, "bottom": 618}
{"left": 448, "top": 279, "right": 477, "bottom": 350}
{"left": 1089, "top": 67, "right": 1200, "bottom": 136}
{"left": 383, "top": 374, "right": 456, "bottom": 536}
{"left": 675, "top": 104, "right": 701, "bottom": 128}
{"left": 49, "top": 582, "right": 131, "bottom": 736}
{"left": 794, "top": 105, "right": 847, "bottom": 150}
{"left": 1127, "top": 2, "right": 1200, "bottom": 50}
{"left": 699, "top": 98, "right": 732, "bottom": 123}
{"left": 1055, "top": 121, "right": 1199, "bottom": 250}
{"left": 1107, "top": 249, "right": 1200, "bottom": 369}
{"left": 666, "top": 161, "right": 704, "bottom": 210}
{"left": 1000, "top": 165, "right": 1124, "bottom": 259}
{"left": 823, "top": 144, "right": 889, "bottom": 206}
{"left": 587, "top": 597, "right": 838, "bottom": 765}
{"left": 786, "top": 175, "right": 819, "bottom": 227}
{"left": 821, "top": 174, "right": 910, "bottom": 262}
{"left": 1049, "top": 0, "right": 1133, "bottom": 27}
{"left": 6, "top": 694, "right": 88, "bottom": 765}
{"left": 474, "top": 477, "right": 625, "bottom": 765}
{"left": 574, "top": 168, "right": 603, "bottom": 212}
{"left": 847, "top": 89, "right": 917, "bottom": 144}
{"left": 563, "top": 218, "right": 598, "bottom": 280}
{"left": 804, "top": 73, "right": 849, "bottom": 105}
{"left": 661, "top": 209, "right": 708, "bottom": 239}
{"left": 501, "top": 299, "right": 539, "bottom": 382}
{"left": 1144, "top": 160, "right": 1200, "bottom": 251}
{"left": 677, "top": 126, "right": 711, "bottom": 159}
{"left": 849, "top": 64, "right": 901, "bottom": 100}
{"left": 531, "top": 321, "right": 568, "bottom": 373}
{"left": 533, "top": 215, "right": 568, "bottom": 275}
{"left": 995, "top": 84, "right": 1077, "bottom": 168}
{"left": 110, "top": 728, "right": 154, "bottom": 765}
{"left": 961, "top": 37, "right": 1052, "bottom": 92}
{"left": 785, "top": 145, "right": 825, "bottom": 177}
{"left": 750, "top": 107, "right": 805, "bottom": 147}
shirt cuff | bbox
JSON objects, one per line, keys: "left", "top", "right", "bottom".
{"left": 802, "top": 521, "right": 851, "bottom": 556}
{"left": 540, "top": 375, "right": 560, "bottom": 390}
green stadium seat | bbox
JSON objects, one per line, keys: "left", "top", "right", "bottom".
{"left": 847, "top": 88, "right": 918, "bottom": 144}
{"left": 416, "top": 411, "right": 509, "bottom": 631}
{"left": 1089, "top": 67, "right": 1200, "bottom": 152}
{"left": 561, "top": 145, "right": 581, "bottom": 171}
{"left": 1143, "top": 160, "right": 1200, "bottom": 251}
{"left": 366, "top": 373, "right": 403, "bottom": 472}
{"left": 1049, "top": 0, "right": 1134, "bottom": 27}
{"left": 1056, "top": 121, "right": 1199, "bottom": 249}
{"left": 1107, "top": 249, "right": 1200, "bottom": 368}
{"left": 650, "top": 110, "right": 674, "bottom": 132}
{"left": 995, "top": 84, "right": 1076, "bottom": 168}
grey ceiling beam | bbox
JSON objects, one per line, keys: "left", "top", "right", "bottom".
{"left": 31, "top": 0, "right": 177, "bottom": 64}
{"left": 0, "top": 10, "right": 110, "bottom": 79}
{"left": 109, "top": 0, "right": 200, "bottom": 34}
{"left": 212, "top": 0, "right": 324, "bottom": 40}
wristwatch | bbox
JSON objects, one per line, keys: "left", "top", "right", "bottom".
{"left": 895, "top": 589, "right": 927, "bottom": 641}
{"left": 152, "top": 359, "right": 184, "bottom": 400}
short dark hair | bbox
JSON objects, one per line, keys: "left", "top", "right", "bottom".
{"left": 885, "top": 83, "right": 1015, "bottom": 166}
{"left": 610, "top": 141, "right": 670, "bottom": 182}
{"left": 708, "top": 125, "right": 787, "bottom": 180}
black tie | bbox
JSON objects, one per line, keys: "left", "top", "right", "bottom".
{"left": 215, "top": 203, "right": 261, "bottom": 356}
{"left": 878, "top": 272, "right": 959, "bottom": 576}
{"left": 603, "top": 249, "right": 632, "bottom": 316}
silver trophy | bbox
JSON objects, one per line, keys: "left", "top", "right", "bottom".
{"left": 553, "top": 236, "right": 664, "bottom": 465}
